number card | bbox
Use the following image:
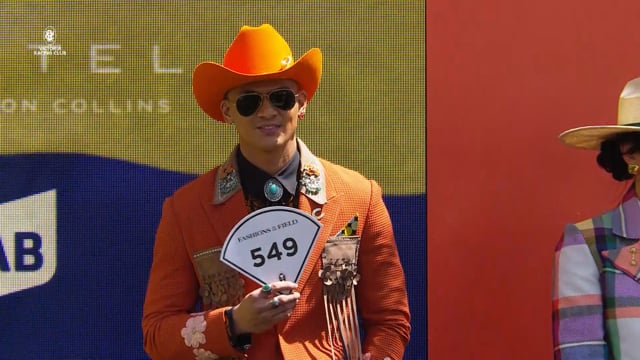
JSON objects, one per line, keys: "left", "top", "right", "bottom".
{"left": 220, "top": 206, "right": 322, "bottom": 286}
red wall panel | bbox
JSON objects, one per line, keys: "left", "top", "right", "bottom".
{"left": 427, "top": 1, "right": 640, "bottom": 358}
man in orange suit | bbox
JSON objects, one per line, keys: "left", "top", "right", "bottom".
{"left": 142, "top": 24, "right": 411, "bottom": 360}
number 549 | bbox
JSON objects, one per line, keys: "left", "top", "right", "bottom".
{"left": 250, "top": 237, "right": 298, "bottom": 267}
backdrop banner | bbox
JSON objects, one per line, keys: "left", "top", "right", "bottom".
{"left": 0, "top": 2, "right": 425, "bottom": 359}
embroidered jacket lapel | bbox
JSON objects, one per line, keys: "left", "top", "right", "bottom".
{"left": 202, "top": 147, "right": 248, "bottom": 245}
{"left": 603, "top": 192, "right": 640, "bottom": 280}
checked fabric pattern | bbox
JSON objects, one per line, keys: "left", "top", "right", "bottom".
{"left": 553, "top": 187, "right": 640, "bottom": 359}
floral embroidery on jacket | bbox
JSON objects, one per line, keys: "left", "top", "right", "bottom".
{"left": 193, "top": 348, "right": 220, "bottom": 360}
{"left": 180, "top": 313, "right": 224, "bottom": 359}
{"left": 218, "top": 164, "right": 240, "bottom": 198}
{"left": 181, "top": 314, "right": 207, "bottom": 348}
{"left": 300, "top": 163, "right": 322, "bottom": 195}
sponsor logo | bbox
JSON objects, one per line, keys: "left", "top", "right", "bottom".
{"left": 0, "top": 190, "right": 57, "bottom": 297}
{"left": 32, "top": 26, "right": 67, "bottom": 56}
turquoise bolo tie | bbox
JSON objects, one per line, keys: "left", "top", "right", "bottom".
{"left": 263, "top": 178, "right": 284, "bottom": 202}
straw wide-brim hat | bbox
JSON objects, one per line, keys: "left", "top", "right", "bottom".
{"left": 559, "top": 77, "right": 640, "bottom": 150}
{"left": 192, "top": 24, "right": 322, "bottom": 122}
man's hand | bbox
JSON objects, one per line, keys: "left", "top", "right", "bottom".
{"left": 232, "top": 281, "right": 299, "bottom": 334}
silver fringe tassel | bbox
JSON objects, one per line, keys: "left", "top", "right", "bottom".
{"left": 319, "top": 234, "right": 362, "bottom": 360}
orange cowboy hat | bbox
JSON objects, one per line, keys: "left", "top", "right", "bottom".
{"left": 560, "top": 77, "right": 640, "bottom": 149}
{"left": 193, "top": 24, "right": 323, "bottom": 122}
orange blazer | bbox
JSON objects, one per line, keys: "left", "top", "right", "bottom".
{"left": 142, "top": 140, "right": 410, "bottom": 360}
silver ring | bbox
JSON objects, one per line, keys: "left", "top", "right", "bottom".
{"left": 271, "top": 297, "right": 280, "bottom": 308}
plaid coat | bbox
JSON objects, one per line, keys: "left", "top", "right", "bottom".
{"left": 553, "top": 188, "right": 640, "bottom": 359}
{"left": 142, "top": 139, "right": 411, "bottom": 360}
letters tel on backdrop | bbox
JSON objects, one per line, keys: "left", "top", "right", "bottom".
{"left": 221, "top": 206, "right": 322, "bottom": 286}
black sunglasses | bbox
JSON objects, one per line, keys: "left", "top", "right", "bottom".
{"left": 233, "top": 89, "right": 298, "bottom": 117}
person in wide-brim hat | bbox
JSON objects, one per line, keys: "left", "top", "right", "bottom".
{"left": 560, "top": 77, "right": 640, "bottom": 150}
{"left": 559, "top": 77, "right": 640, "bottom": 181}
{"left": 193, "top": 24, "right": 322, "bottom": 123}
{"left": 143, "top": 23, "right": 411, "bottom": 360}
{"left": 552, "top": 77, "right": 640, "bottom": 359}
